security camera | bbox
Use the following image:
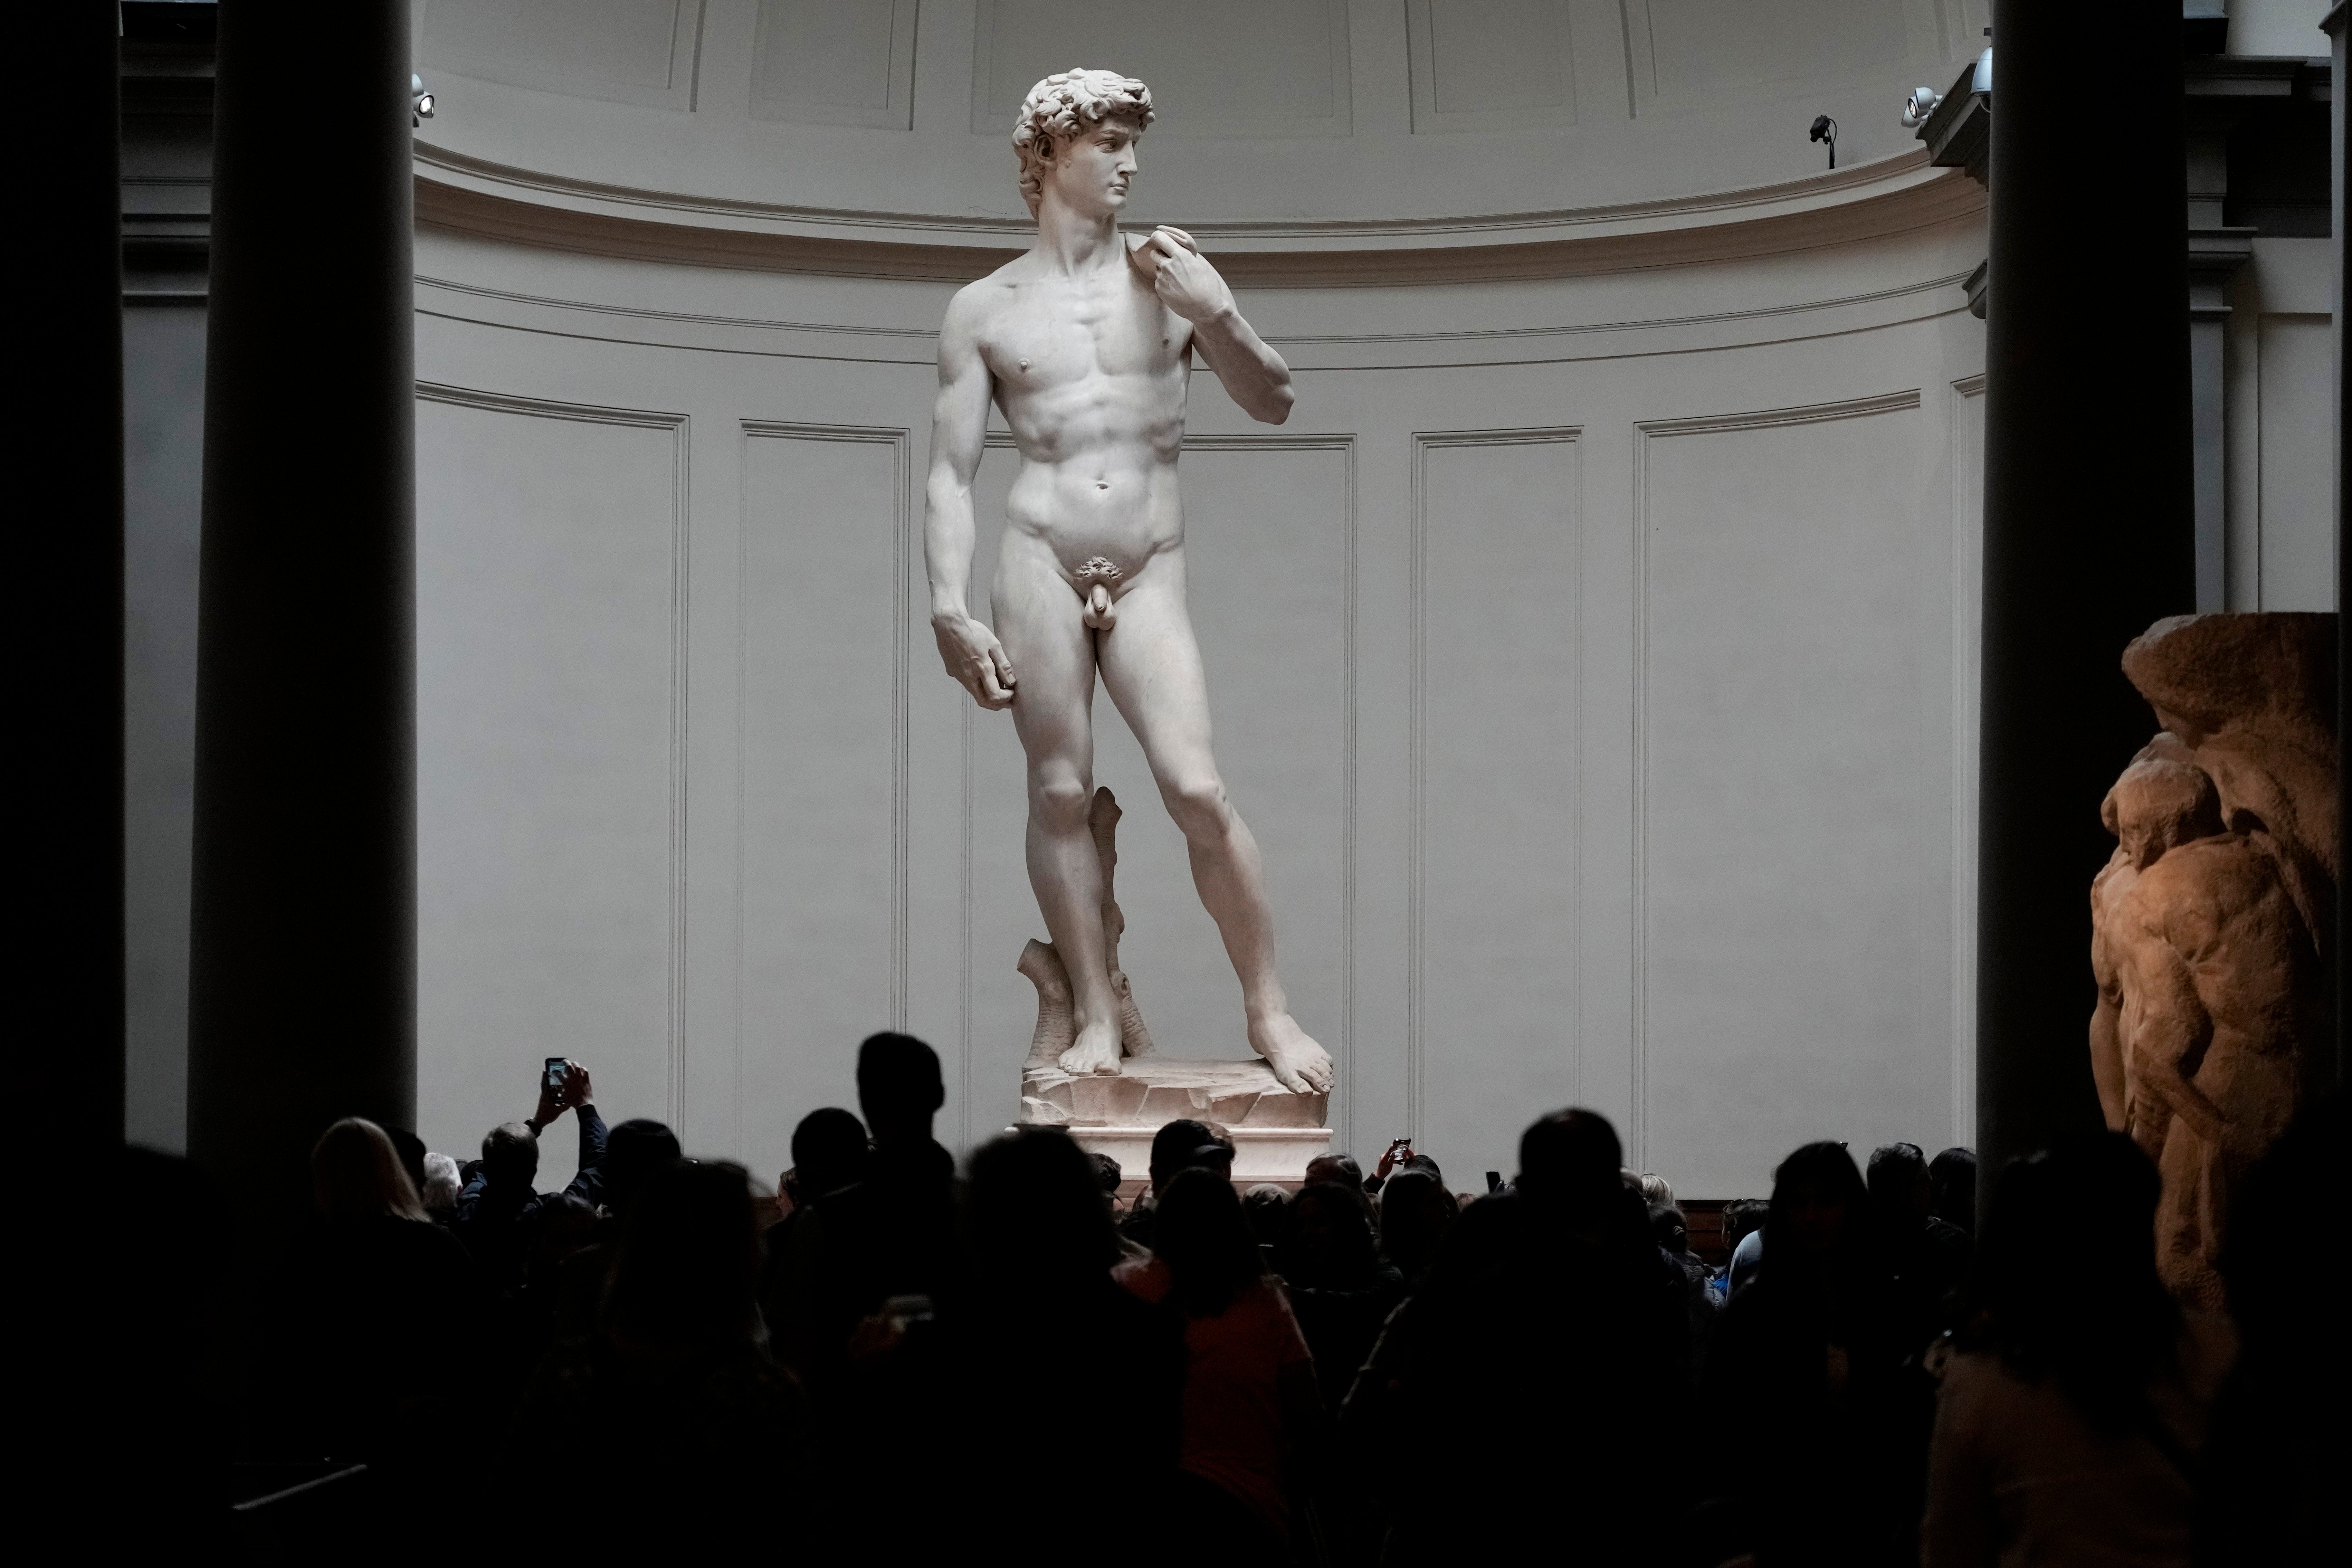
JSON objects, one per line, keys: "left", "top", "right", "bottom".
{"left": 1900, "top": 87, "right": 1941, "bottom": 128}
{"left": 1808, "top": 114, "right": 1838, "bottom": 169}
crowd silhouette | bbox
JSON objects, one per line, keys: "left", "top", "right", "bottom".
{"left": 106, "top": 1031, "right": 2343, "bottom": 1564}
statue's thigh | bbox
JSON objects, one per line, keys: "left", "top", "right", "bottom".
{"left": 995, "top": 559, "right": 1095, "bottom": 768}
{"left": 1096, "top": 577, "right": 1214, "bottom": 775}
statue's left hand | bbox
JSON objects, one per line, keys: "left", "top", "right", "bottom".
{"left": 1145, "top": 227, "right": 1236, "bottom": 325}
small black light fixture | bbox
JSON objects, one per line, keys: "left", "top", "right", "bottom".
{"left": 412, "top": 73, "right": 435, "bottom": 128}
{"left": 1808, "top": 113, "right": 1838, "bottom": 169}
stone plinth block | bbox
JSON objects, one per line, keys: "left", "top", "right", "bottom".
{"left": 1018, "top": 1057, "right": 1331, "bottom": 1185}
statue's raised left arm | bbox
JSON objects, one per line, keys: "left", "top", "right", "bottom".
{"left": 1140, "top": 226, "right": 1293, "bottom": 425}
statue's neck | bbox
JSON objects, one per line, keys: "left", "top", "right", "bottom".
{"left": 1033, "top": 199, "right": 1123, "bottom": 275}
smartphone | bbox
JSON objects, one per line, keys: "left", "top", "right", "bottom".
{"left": 544, "top": 1057, "right": 567, "bottom": 1096}
{"left": 1486, "top": 1170, "right": 1504, "bottom": 1193}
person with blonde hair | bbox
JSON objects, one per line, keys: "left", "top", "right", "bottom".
{"left": 311, "top": 1115, "right": 429, "bottom": 1221}
{"left": 273, "top": 1117, "right": 479, "bottom": 1470}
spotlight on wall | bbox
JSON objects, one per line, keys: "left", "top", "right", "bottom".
{"left": 411, "top": 73, "right": 435, "bottom": 127}
{"left": 1899, "top": 87, "right": 1941, "bottom": 128}
{"left": 1808, "top": 114, "right": 1838, "bottom": 169}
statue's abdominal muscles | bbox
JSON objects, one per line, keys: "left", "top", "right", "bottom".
{"left": 998, "top": 361, "right": 1188, "bottom": 590}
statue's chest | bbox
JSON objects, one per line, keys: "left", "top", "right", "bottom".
{"left": 993, "top": 284, "right": 1175, "bottom": 383}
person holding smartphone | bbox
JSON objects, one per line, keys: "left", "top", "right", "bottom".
{"left": 448, "top": 1059, "right": 608, "bottom": 1295}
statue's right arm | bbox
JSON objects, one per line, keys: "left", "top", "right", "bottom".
{"left": 924, "top": 289, "right": 1016, "bottom": 710}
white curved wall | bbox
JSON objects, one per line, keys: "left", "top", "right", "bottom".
{"left": 413, "top": 0, "right": 1989, "bottom": 237}
{"left": 408, "top": 1, "right": 1991, "bottom": 1197}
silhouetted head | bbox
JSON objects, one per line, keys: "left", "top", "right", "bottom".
{"left": 1637, "top": 1172, "right": 1675, "bottom": 1208}
{"left": 1242, "top": 1184, "right": 1292, "bottom": 1251}
{"left": 481, "top": 1120, "right": 539, "bottom": 1188}
{"left": 1978, "top": 1133, "right": 2176, "bottom": 1432}
{"left": 1188, "top": 1141, "right": 1236, "bottom": 1183}
{"left": 1303, "top": 1153, "right": 1362, "bottom": 1189}
{"left": 1377, "top": 1169, "right": 1458, "bottom": 1282}
{"left": 382, "top": 1125, "right": 429, "bottom": 1198}
{"left": 1867, "top": 1142, "right": 1931, "bottom": 1228}
{"left": 1516, "top": 1109, "right": 1624, "bottom": 1216}
{"left": 604, "top": 1160, "right": 764, "bottom": 1353}
{"left": 1290, "top": 1180, "right": 1379, "bottom": 1287}
{"left": 1650, "top": 1203, "right": 1690, "bottom": 1256}
{"left": 1721, "top": 1198, "right": 1770, "bottom": 1255}
{"left": 964, "top": 1128, "right": 1121, "bottom": 1294}
{"left": 420, "top": 1152, "right": 462, "bottom": 1211}
{"left": 1154, "top": 1167, "right": 1263, "bottom": 1318}
{"left": 531, "top": 1192, "right": 599, "bottom": 1268}
{"left": 312, "top": 1117, "right": 427, "bottom": 1222}
{"left": 1928, "top": 1147, "right": 1977, "bottom": 1235}
{"left": 1148, "top": 1118, "right": 1215, "bottom": 1192}
{"left": 603, "top": 1118, "right": 683, "bottom": 1216}
{"left": 1763, "top": 1142, "right": 1868, "bottom": 1276}
{"left": 1092, "top": 1151, "right": 1123, "bottom": 1197}
{"left": 856, "top": 1032, "right": 945, "bottom": 1144}
{"left": 791, "top": 1107, "right": 870, "bottom": 1202}
{"left": 1401, "top": 1152, "right": 1443, "bottom": 1186}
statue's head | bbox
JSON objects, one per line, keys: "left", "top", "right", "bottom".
{"left": 2102, "top": 755, "right": 2224, "bottom": 869}
{"left": 1013, "top": 67, "right": 1155, "bottom": 220}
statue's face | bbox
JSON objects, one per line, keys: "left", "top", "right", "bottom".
{"left": 1041, "top": 113, "right": 1143, "bottom": 220}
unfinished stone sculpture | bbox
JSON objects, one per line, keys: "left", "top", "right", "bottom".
{"left": 2091, "top": 613, "right": 2337, "bottom": 1308}
{"left": 2122, "top": 613, "right": 2338, "bottom": 954}
{"left": 1019, "top": 787, "right": 1155, "bottom": 1071}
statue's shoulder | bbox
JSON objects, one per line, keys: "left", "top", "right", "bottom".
{"left": 954, "top": 257, "right": 1029, "bottom": 313}
{"left": 940, "top": 263, "right": 1025, "bottom": 351}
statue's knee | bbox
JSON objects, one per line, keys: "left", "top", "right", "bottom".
{"left": 1164, "top": 775, "right": 1230, "bottom": 841}
{"left": 1032, "top": 774, "right": 1093, "bottom": 832}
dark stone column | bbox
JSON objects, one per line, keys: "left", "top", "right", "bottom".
{"left": 2330, "top": 1, "right": 2349, "bottom": 1093}
{"left": 23, "top": 7, "right": 125, "bottom": 1151}
{"left": 189, "top": 0, "right": 415, "bottom": 1228}
{"left": 1977, "top": 1, "right": 2196, "bottom": 1182}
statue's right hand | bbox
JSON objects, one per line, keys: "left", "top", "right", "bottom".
{"left": 933, "top": 613, "right": 1016, "bottom": 709}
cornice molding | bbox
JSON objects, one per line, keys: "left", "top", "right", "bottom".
{"left": 415, "top": 145, "right": 1985, "bottom": 287}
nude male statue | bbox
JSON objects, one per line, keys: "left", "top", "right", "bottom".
{"left": 2089, "top": 752, "right": 2315, "bottom": 1306}
{"left": 923, "top": 68, "right": 1335, "bottom": 1095}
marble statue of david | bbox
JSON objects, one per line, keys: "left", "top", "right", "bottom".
{"left": 924, "top": 69, "right": 1335, "bottom": 1096}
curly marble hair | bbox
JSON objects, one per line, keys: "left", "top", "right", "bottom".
{"left": 1013, "top": 67, "right": 1155, "bottom": 217}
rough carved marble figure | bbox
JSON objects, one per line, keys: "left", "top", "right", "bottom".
{"left": 923, "top": 67, "right": 1334, "bottom": 1096}
{"left": 2090, "top": 613, "right": 2336, "bottom": 1308}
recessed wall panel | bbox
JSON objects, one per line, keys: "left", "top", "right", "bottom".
{"left": 736, "top": 427, "right": 906, "bottom": 1180}
{"left": 1638, "top": 394, "right": 1927, "bottom": 1194}
{"left": 1408, "top": 0, "right": 1577, "bottom": 132}
{"left": 1416, "top": 433, "right": 1581, "bottom": 1169}
{"left": 415, "top": 391, "right": 683, "bottom": 1187}
{"left": 1626, "top": 0, "right": 1909, "bottom": 114}
{"left": 750, "top": 0, "right": 916, "bottom": 128}
{"left": 972, "top": 0, "right": 1352, "bottom": 137}
{"left": 422, "top": 0, "right": 699, "bottom": 109}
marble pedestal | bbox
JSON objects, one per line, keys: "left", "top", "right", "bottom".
{"left": 1018, "top": 1057, "right": 1331, "bottom": 1186}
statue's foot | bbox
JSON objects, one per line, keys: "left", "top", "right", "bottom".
{"left": 1057, "top": 1019, "right": 1123, "bottom": 1077}
{"left": 1248, "top": 1012, "right": 1334, "bottom": 1095}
